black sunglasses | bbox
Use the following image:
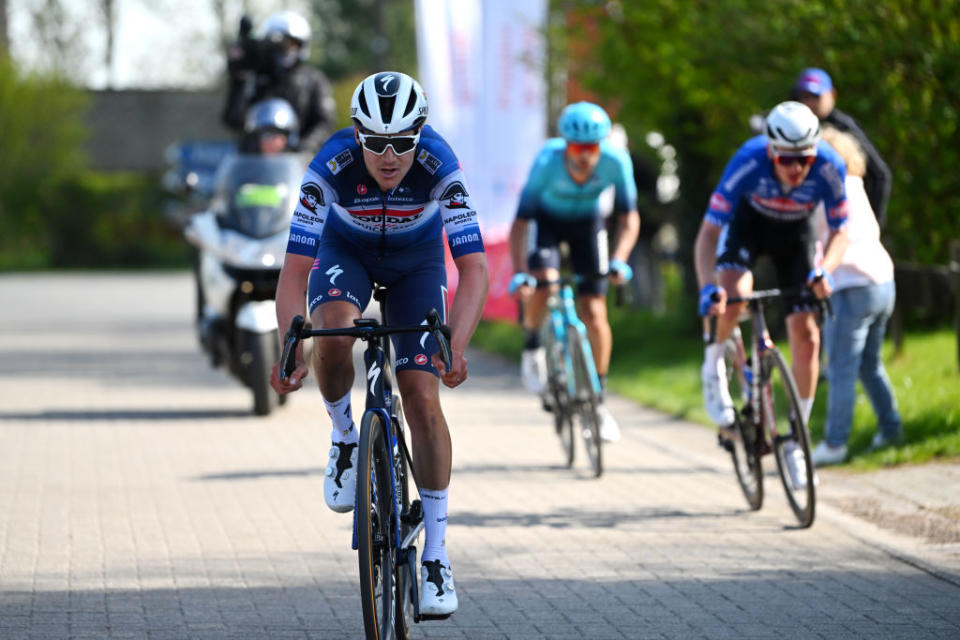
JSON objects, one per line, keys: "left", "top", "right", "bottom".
{"left": 357, "top": 130, "right": 420, "bottom": 156}
{"left": 774, "top": 153, "right": 816, "bottom": 168}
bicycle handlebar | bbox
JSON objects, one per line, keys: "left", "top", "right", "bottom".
{"left": 279, "top": 309, "right": 453, "bottom": 380}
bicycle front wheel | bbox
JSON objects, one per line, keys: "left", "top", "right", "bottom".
{"left": 761, "top": 348, "right": 816, "bottom": 527}
{"left": 543, "top": 325, "right": 574, "bottom": 467}
{"left": 722, "top": 339, "right": 763, "bottom": 511}
{"left": 357, "top": 411, "right": 397, "bottom": 639}
{"left": 391, "top": 397, "right": 414, "bottom": 640}
{"left": 569, "top": 330, "right": 602, "bottom": 478}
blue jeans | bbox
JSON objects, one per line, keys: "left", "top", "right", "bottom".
{"left": 822, "top": 280, "right": 902, "bottom": 447}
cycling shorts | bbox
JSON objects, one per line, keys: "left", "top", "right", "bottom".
{"left": 307, "top": 228, "right": 447, "bottom": 376}
{"left": 528, "top": 215, "right": 609, "bottom": 296}
{"left": 716, "top": 202, "right": 818, "bottom": 314}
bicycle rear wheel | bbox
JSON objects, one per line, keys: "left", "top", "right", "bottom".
{"left": 543, "top": 326, "right": 574, "bottom": 467}
{"left": 357, "top": 410, "right": 397, "bottom": 639}
{"left": 722, "top": 341, "right": 763, "bottom": 511}
{"left": 569, "top": 330, "right": 602, "bottom": 478}
{"left": 761, "top": 348, "right": 816, "bottom": 527}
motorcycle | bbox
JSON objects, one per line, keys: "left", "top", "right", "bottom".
{"left": 183, "top": 151, "right": 305, "bottom": 415}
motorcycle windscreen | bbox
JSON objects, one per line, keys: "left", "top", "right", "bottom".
{"left": 216, "top": 154, "right": 304, "bottom": 238}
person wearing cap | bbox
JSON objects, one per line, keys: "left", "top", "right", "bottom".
{"left": 695, "top": 101, "right": 850, "bottom": 491}
{"left": 792, "top": 68, "right": 893, "bottom": 228}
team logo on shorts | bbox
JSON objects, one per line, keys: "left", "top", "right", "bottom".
{"left": 357, "top": 183, "right": 367, "bottom": 195}
{"left": 300, "top": 183, "right": 324, "bottom": 211}
{"left": 415, "top": 354, "right": 428, "bottom": 365}
{"left": 328, "top": 288, "right": 341, "bottom": 297}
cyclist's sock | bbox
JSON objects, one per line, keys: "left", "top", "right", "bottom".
{"left": 704, "top": 342, "right": 724, "bottom": 371}
{"left": 798, "top": 397, "right": 814, "bottom": 425}
{"left": 420, "top": 487, "right": 450, "bottom": 566}
{"left": 324, "top": 390, "right": 358, "bottom": 445}
{"left": 523, "top": 329, "right": 541, "bottom": 351}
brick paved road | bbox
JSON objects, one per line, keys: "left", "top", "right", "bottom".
{"left": 1, "top": 273, "right": 958, "bottom": 639}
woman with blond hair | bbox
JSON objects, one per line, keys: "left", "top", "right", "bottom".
{"left": 811, "top": 127, "right": 902, "bottom": 466}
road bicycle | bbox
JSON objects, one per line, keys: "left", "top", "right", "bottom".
{"left": 280, "top": 289, "right": 453, "bottom": 640}
{"left": 538, "top": 276, "right": 604, "bottom": 478}
{"left": 713, "top": 287, "right": 824, "bottom": 528}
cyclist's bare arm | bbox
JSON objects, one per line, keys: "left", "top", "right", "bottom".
{"left": 611, "top": 209, "right": 641, "bottom": 264}
{"left": 508, "top": 217, "right": 531, "bottom": 275}
{"left": 272, "top": 253, "right": 313, "bottom": 391}
{"left": 432, "top": 251, "right": 489, "bottom": 388}
{"left": 811, "top": 226, "right": 851, "bottom": 298}
{"left": 694, "top": 218, "right": 728, "bottom": 313}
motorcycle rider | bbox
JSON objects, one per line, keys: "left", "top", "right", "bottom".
{"left": 221, "top": 10, "right": 336, "bottom": 155}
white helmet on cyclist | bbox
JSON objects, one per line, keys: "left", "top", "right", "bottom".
{"left": 259, "top": 11, "right": 311, "bottom": 64}
{"left": 350, "top": 71, "right": 428, "bottom": 134}
{"left": 765, "top": 101, "right": 821, "bottom": 152}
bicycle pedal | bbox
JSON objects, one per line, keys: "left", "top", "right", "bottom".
{"left": 401, "top": 499, "right": 423, "bottom": 525}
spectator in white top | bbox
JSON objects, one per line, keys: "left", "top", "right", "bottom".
{"left": 811, "top": 127, "right": 903, "bottom": 466}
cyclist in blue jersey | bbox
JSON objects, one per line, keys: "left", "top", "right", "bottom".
{"left": 269, "top": 71, "right": 489, "bottom": 617}
{"left": 507, "top": 102, "right": 641, "bottom": 443}
{"left": 694, "top": 101, "right": 850, "bottom": 489}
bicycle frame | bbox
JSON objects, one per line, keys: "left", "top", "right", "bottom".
{"left": 546, "top": 281, "right": 602, "bottom": 399}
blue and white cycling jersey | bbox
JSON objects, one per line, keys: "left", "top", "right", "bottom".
{"left": 284, "top": 125, "right": 484, "bottom": 259}
{"left": 705, "top": 135, "right": 849, "bottom": 229}
{"left": 516, "top": 138, "right": 637, "bottom": 221}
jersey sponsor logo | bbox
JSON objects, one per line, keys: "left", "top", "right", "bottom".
{"left": 709, "top": 192, "right": 732, "bottom": 213}
{"left": 328, "top": 288, "right": 341, "bottom": 297}
{"left": 439, "top": 181, "right": 469, "bottom": 209}
{"left": 300, "top": 182, "right": 324, "bottom": 211}
{"left": 414, "top": 354, "right": 428, "bottom": 366}
{"left": 310, "top": 293, "right": 323, "bottom": 307}
{"left": 450, "top": 232, "right": 480, "bottom": 247}
{"left": 750, "top": 195, "right": 816, "bottom": 216}
{"left": 289, "top": 232, "right": 317, "bottom": 247}
{"left": 443, "top": 211, "right": 475, "bottom": 226}
{"left": 357, "top": 183, "right": 367, "bottom": 195}
{"left": 395, "top": 357, "right": 409, "bottom": 366}
{"left": 327, "top": 149, "right": 354, "bottom": 175}
{"left": 417, "top": 149, "right": 443, "bottom": 174}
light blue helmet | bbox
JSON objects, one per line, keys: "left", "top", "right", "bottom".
{"left": 558, "top": 101, "right": 612, "bottom": 143}
{"left": 245, "top": 98, "right": 299, "bottom": 136}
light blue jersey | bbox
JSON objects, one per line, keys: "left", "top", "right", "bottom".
{"left": 516, "top": 138, "right": 637, "bottom": 221}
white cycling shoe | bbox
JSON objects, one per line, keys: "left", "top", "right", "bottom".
{"left": 783, "top": 441, "right": 819, "bottom": 489}
{"left": 324, "top": 442, "right": 358, "bottom": 513}
{"left": 420, "top": 560, "right": 458, "bottom": 617}
{"left": 521, "top": 348, "right": 547, "bottom": 394}
{"left": 596, "top": 403, "right": 621, "bottom": 442}
{"left": 701, "top": 358, "right": 735, "bottom": 427}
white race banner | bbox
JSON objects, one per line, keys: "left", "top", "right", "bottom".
{"left": 415, "top": 0, "right": 547, "bottom": 243}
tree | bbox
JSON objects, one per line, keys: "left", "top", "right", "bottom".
{"left": 559, "top": 0, "right": 960, "bottom": 267}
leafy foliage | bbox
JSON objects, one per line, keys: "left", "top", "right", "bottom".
{"left": 558, "top": 0, "right": 960, "bottom": 265}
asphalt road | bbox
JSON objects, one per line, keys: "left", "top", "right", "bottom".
{"left": 0, "top": 272, "right": 958, "bottom": 640}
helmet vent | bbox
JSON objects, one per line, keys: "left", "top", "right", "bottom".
{"left": 403, "top": 89, "right": 417, "bottom": 118}
{"left": 358, "top": 88, "right": 371, "bottom": 118}
{"left": 379, "top": 96, "right": 396, "bottom": 124}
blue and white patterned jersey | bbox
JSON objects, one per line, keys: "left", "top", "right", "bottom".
{"left": 284, "top": 125, "right": 484, "bottom": 258}
{"left": 705, "top": 135, "right": 849, "bottom": 229}
{"left": 516, "top": 138, "right": 637, "bottom": 221}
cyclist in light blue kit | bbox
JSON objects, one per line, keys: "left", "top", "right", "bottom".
{"left": 508, "top": 102, "right": 641, "bottom": 442}
{"left": 694, "top": 101, "right": 850, "bottom": 489}
{"left": 270, "top": 71, "right": 489, "bottom": 617}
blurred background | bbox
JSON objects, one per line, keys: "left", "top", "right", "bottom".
{"left": 1, "top": 0, "right": 958, "bottom": 329}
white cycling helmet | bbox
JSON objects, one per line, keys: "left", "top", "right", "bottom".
{"left": 765, "top": 101, "right": 821, "bottom": 151}
{"left": 350, "top": 71, "right": 428, "bottom": 134}
{"left": 259, "top": 11, "right": 311, "bottom": 62}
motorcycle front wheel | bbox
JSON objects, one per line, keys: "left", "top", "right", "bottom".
{"left": 239, "top": 329, "right": 280, "bottom": 416}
